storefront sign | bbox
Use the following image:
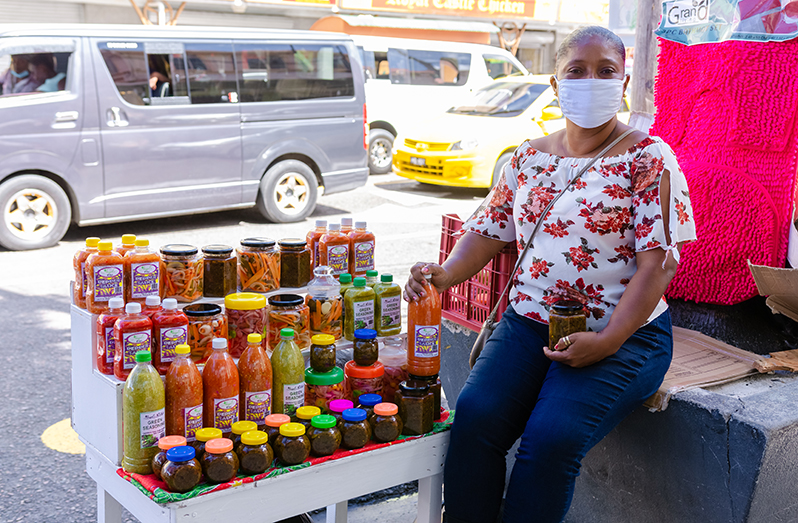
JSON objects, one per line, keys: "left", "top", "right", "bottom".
{"left": 340, "top": 0, "right": 540, "bottom": 19}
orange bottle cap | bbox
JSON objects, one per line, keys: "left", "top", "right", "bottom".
{"left": 158, "top": 435, "right": 187, "bottom": 450}
{"left": 205, "top": 437, "right": 234, "bottom": 454}
{"left": 345, "top": 360, "right": 384, "bottom": 378}
{"left": 373, "top": 402, "right": 398, "bottom": 416}
{"left": 264, "top": 413, "right": 291, "bottom": 427}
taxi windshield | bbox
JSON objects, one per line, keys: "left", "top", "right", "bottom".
{"left": 448, "top": 82, "right": 549, "bottom": 117}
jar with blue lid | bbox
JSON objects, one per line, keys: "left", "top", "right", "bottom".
{"left": 161, "top": 446, "right": 202, "bottom": 493}
{"left": 353, "top": 328, "right": 378, "bottom": 366}
{"left": 340, "top": 407, "right": 372, "bottom": 449}
{"left": 355, "top": 393, "right": 382, "bottom": 422}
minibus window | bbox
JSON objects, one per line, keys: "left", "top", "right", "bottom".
{"left": 387, "top": 49, "right": 470, "bottom": 86}
{"left": 184, "top": 46, "right": 238, "bottom": 104}
{"left": 99, "top": 46, "right": 150, "bottom": 105}
{"left": 1, "top": 50, "right": 71, "bottom": 97}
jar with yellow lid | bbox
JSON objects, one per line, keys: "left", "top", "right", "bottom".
{"left": 274, "top": 422, "right": 310, "bottom": 465}
{"left": 230, "top": 420, "right": 258, "bottom": 453}
{"left": 293, "top": 405, "right": 321, "bottom": 432}
{"left": 188, "top": 427, "right": 222, "bottom": 458}
{"left": 236, "top": 430, "right": 273, "bottom": 475}
{"left": 309, "top": 334, "right": 336, "bottom": 373}
{"left": 225, "top": 292, "right": 267, "bottom": 359}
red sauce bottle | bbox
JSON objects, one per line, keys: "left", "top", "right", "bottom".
{"left": 86, "top": 240, "right": 125, "bottom": 315}
{"left": 238, "top": 333, "right": 273, "bottom": 429}
{"left": 142, "top": 296, "right": 163, "bottom": 323}
{"left": 407, "top": 274, "right": 441, "bottom": 377}
{"left": 165, "top": 344, "right": 203, "bottom": 441}
{"left": 319, "top": 223, "right": 350, "bottom": 278}
{"left": 114, "top": 302, "right": 153, "bottom": 381}
{"left": 152, "top": 298, "right": 189, "bottom": 375}
{"left": 306, "top": 219, "right": 327, "bottom": 272}
{"left": 73, "top": 237, "right": 100, "bottom": 309}
{"left": 125, "top": 238, "right": 163, "bottom": 305}
{"left": 348, "top": 221, "right": 375, "bottom": 277}
{"left": 203, "top": 338, "right": 240, "bottom": 438}
{"left": 96, "top": 297, "right": 124, "bottom": 375}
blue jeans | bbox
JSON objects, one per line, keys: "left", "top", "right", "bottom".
{"left": 443, "top": 306, "right": 673, "bottom": 523}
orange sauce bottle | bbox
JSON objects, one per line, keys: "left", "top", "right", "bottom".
{"left": 73, "top": 237, "right": 100, "bottom": 309}
{"left": 238, "top": 333, "right": 273, "bottom": 429}
{"left": 116, "top": 234, "right": 137, "bottom": 257}
{"left": 125, "top": 238, "right": 163, "bottom": 305}
{"left": 86, "top": 240, "right": 125, "bottom": 314}
{"left": 166, "top": 344, "right": 203, "bottom": 441}
{"left": 348, "top": 221, "right": 375, "bottom": 277}
{"left": 340, "top": 217, "right": 354, "bottom": 235}
{"left": 203, "top": 338, "right": 240, "bottom": 437}
{"left": 319, "top": 223, "right": 350, "bottom": 278}
{"left": 113, "top": 302, "right": 153, "bottom": 381}
{"left": 306, "top": 219, "right": 327, "bottom": 271}
{"left": 407, "top": 274, "right": 441, "bottom": 377}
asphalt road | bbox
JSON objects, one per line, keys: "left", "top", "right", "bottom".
{"left": 0, "top": 172, "right": 487, "bottom": 523}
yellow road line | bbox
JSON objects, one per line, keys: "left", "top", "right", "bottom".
{"left": 41, "top": 418, "right": 86, "bottom": 455}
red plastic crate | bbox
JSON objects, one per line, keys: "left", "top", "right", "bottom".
{"left": 438, "top": 214, "right": 518, "bottom": 332}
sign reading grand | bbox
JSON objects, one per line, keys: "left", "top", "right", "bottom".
{"left": 343, "top": 0, "right": 540, "bottom": 19}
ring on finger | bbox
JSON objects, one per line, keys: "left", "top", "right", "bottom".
{"left": 562, "top": 335, "right": 572, "bottom": 349}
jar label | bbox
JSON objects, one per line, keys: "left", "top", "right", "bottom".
{"left": 353, "top": 299, "right": 375, "bottom": 330}
{"left": 104, "top": 326, "right": 115, "bottom": 364}
{"left": 159, "top": 325, "right": 187, "bottom": 363}
{"left": 413, "top": 325, "right": 440, "bottom": 358}
{"left": 183, "top": 404, "right": 203, "bottom": 442}
{"left": 140, "top": 408, "right": 165, "bottom": 449}
{"left": 353, "top": 241, "right": 375, "bottom": 272}
{"left": 213, "top": 396, "right": 239, "bottom": 431}
{"left": 131, "top": 262, "right": 160, "bottom": 299}
{"left": 327, "top": 244, "right": 349, "bottom": 275}
{"left": 380, "top": 295, "right": 401, "bottom": 329}
{"left": 81, "top": 262, "right": 87, "bottom": 298}
{"left": 93, "top": 264, "right": 123, "bottom": 302}
{"left": 123, "top": 330, "right": 151, "bottom": 369}
{"left": 245, "top": 390, "right": 272, "bottom": 424}
{"left": 282, "top": 382, "right": 305, "bottom": 417}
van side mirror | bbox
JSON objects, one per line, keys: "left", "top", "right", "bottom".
{"left": 540, "top": 106, "right": 563, "bottom": 121}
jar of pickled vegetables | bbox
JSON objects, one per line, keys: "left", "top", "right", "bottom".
{"left": 344, "top": 360, "right": 384, "bottom": 405}
{"left": 225, "top": 292, "right": 267, "bottom": 358}
{"left": 279, "top": 239, "right": 311, "bottom": 289}
{"left": 370, "top": 402, "right": 403, "bottom": 443}
{"left": 308, "top": 414, "right": 341, "bottom": 457}
{"left": 395, "top": 380, "right": 434, "bottom": 436}
{"left": 548, "top": 300, "right": 587, "bottom": 352}
{"left": 238, "top": 238, "right": 280, "bottom": 293}
{"left": 293, "top": 405, "right": 321, "bottom": 432}
{"left": 263, "top": 413, "right": 291, "bottom": 448}
{"left": 304, "top": 367, "right": 345, "bottom": 413}
{"left": 340, "top": 408, "right": 371, "bottom": 450}
{"left": 267, "top": 294, "right": 310, "bottom": 350}
{"left": 353, "top": 329, "right": 378, "bottom": 366}
{"left": 202, "top": 244, "right": 236, "bottom": 298}
{"left": 309, "top": 334, "right": 336, "bottom": 373}
{"left": 328, "top": 399, "right": 353, "bottom": 428}
{"left": 161, "top": 244, "right": 204, "bottom": 303}
{"left": 379, "top": 336, "right": 409, "bottom": 406}
{"left": 184, "top": 303, "right": 227, "bottom": 364}
{"left": 306, "top": 267, "right": 343, "bottom": 340}
{"left": 275, "top": 423, "right": 310, "bottom": 466}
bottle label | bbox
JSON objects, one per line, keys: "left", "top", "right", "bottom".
{"left": 354, "top": 241, "right": 375, "bottom": 272}
{"left": 104, "top": 326, "right": 115, "bottom": 364}
{"left": 213, "top": 396, "right": 239, "bottom": 431}
{"left": 413, "top": 325, "right": 440, "bottom": 358}
{"left": 313, "top": 241, "right": 320, "bottom": 267}
{"left": 93, "top": 264, "right": 123, "bottom": 302}
{"left": 245, "top": 390, "right": 272, "bottom": 424}
{"left": 131, "top": 262, "right": 160, "bottom": 299}
{"left": 380, "top": 295, "right": 401, "bottom": 328}
{"left": 123, "top": 330, "right": 151, "bottom": 369}
{"left": 327, "top": 244, "right": 349, "bottom": 275}
{"left": 140, "top": 408, "right": 165, "bottom": 449}
{"left": 183, "top": 404, "right": 203, "bottom": 442}
{"left": 353, "top": 299, "right": 375, "bottom": 330}
{"left": 282, "top": 383, "right": 305, "bottom": 417}
{"left": 81, "top": 262, "right": 87, "bottom": 298}
{"left": 159, "top": 326, "right": 187, "bottom": 363}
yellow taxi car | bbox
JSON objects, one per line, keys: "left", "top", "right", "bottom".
{"left": 392, "top": 75, "right": 629, "bottom": 188}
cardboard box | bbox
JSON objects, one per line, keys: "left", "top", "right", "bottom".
{"left": 748, "top": 260, "right": 798, "bottom": 322}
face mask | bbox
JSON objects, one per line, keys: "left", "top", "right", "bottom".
{"left": 10, "top": 69, "right": 28, "bottom": 79}
{"left": 37, "top": 73, "right": 64, "bottom": 93}
{"left": 555, "top": 78, "right": 625, "bottom": 129}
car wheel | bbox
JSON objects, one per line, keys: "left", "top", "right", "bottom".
{"left": 368, "top": 129, "right": 394, "bottom": 174}
{"left": 256, "top": 160, "right": 318, "bottom": 223}
{"left": 492, "top": 152, "right": 514, "bottom": 188}
{"left": 0, "top": 174, "right": 71, "bottom": 251}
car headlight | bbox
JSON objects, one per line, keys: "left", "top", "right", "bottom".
{"left": 450, "top": 138, "right": 479, "bottom": 151}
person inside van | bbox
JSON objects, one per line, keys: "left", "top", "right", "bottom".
{"left": 30, "top": 54, "right": 66, "bottom": 92}
{"left": 1, "top": 54, "right": 31, "bottom": 95}
{"left": 148, "top": 55, "right": 170, "bottom": 97}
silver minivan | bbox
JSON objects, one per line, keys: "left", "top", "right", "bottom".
{"left": 0, "top": 24, "right": 368, "bottom": 250}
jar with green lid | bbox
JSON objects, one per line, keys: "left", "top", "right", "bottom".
{"left": 236, "top": 430, "right": 274, "bottom": 475}
{"left": 275, "top": 422, "right": 311, "bottom": 465}
{"left": 152, "top": 435, "right": 186, "bottom": 481}
{"left": 373, "top": 274, "right": 402, "bottom": 336}
{"left": 395, "top": 380, "right": 434, "bottom": 436}
{"left": 548, "top": 300, "right": 587, "bottom": 352}
{"left": 201, "top": 438, "right": 239, "bottom": 484}
{"left": 353, "top": 328, "right": 378, "bottom": 366}
{"left": 344, "top": 277, "right": 375, "bottom": 340}
{"left": 409, "top": 374, "right": 442, "bottom": 420}
{"left": 340, "top": 408, "right": 371, "bottom": 449}
{"left": 268, "top": 295, "right": 311, "bottom": 350}
{"left": 189, "top": 427, "right": 222, "bottom": 458}
{"left": 202, "top": 244, "right": 236, "bottom": 298}
{"left": 370, "top": 402, "right": 403, "bottom": 443}
{"left": 161, "top": 446, "right": 202, "bottom": 493}
{"left": 293, "top": 405, "right": 321, "bottom": 431}
{"left": 238, "top": 237, "right": 280, "bottom": 293}
{"left": 263, "top": 414, "right": 291, "bottom": 448}
{"left": 365, "top": 270, "right": 379, "bottom": 287}
{"left": 279, "top": 239, "right": 311, "bottom": 288}
{"left": 309, "top": 334, "right": 336, "bottom": 373}
{"left": 305, "top": 366, "right": 345, "bottom": 413}
{"left": 328, "top": 399, "right": 353, "bottom": 428}
{"left": 339, "top": 273, "right": 354, "bottom": 326}
{"left": 308, "top": 414, "right": 341, "bottom": 457}
{"left": 230, "top": 420, "right": 258, "bottom": 453}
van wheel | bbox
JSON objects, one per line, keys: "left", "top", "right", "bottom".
{"left": 491, "top": 152, "right": 514, "bottom": 188}
{"left": 0, "top": 175, "right": 71, "bottom": 251}
{"left": 256, "top": 160, "right": 318, "bottom": 223}
{"left": 368, "top": 129, "right": 394, "bottom": 174}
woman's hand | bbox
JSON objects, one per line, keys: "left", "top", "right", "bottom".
{"left": 404, "top": 262, "right": 449, "bottom": 302}
{"left": 542, "top": 331, "right": 619, "bottom": 368}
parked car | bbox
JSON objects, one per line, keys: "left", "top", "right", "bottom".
{"left": 392, "top": 75, "right": 631, "bottom": 188}
{"left": 0, "top": 24, "right": 368, "bottom": 250}
{"left": 353, "top": 35, "right": 527, "bottom": 174}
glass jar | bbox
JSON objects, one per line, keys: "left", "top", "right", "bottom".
{"left": 236, "top": 430, "right": 273, "bottom": 475}
{"left": 328, "top": 399, "right": 353, "bottom": 428}
{"left": 184, "top": 303, "right": 227, "bottom": 364}
{"left": 308, "top": 414, "right": 341, "bottom": 457}
{"left": 307, "top": 267, "right": 343, "bottom": 339}
{"left": 309, "top": 334, "right": 336, "bottom": 373}
{"left": 340, "top": 408, "right": 372, "bottom": 450}
{"left": 230, "top": 420, "right": 258, "bottom": 454}
{"left": 355, "top": 393, "right": 382, "bottom": 422}
{"left": 353, "top": 328, "right": 378, "bottom": 366}
{"left": 161, "top": 446, "right": 202, "bottom": 493}
{"left": 152, "top": 435, "right": 186, "bottom": 481}
{"left": 409, "top": 374, "right": 442, "bottom": 420}
{"left": 305, "top": 367, "right": 345, "bottom": 413}
{"left": 267, "top": 294, "right": 311, "bottom": 350}
{"left": 395, "top": 380, "right": 434, "bottom": 436}
{"left": 379, "top": 336, "right": 409, "bottom": 406}
{"left": 160, "top": 244, "right": 204, "bottom": 302}
{"left": 344, "top": 360, "right": 384, "bottom": 405}
{"left": 188, "top": 427, "right": 222, "bottom": 459}
{"left": 202, "top": 244, "right": 237, "bottom": 298}
{"left": 548, "top": 300, "right": 587, "bottom": 351}
{"left": 263, "top": 413, "right": 291, "bottom": 448}
{"left": 370, "top": 402, "right": 403, "bottom": 443}
{"left": 279, "top": 239, "right": 311, "bottom": 288}
{"left": 201, "top": 438, "right": 239, "bottom": 484}
{"left": 225, "top": 292, "right": 267, "bottom": 359}
{"left": 275, "top": 422, "right": 311, "bottom": 466}
{"left": 237, "top": 237, "right": 280, "bottom": 293}
{"left": 293, "top": 405, "right": 322, "bottom": 432}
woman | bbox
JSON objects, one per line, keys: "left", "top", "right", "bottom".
{"left": 405, "top": 26, "right": 696, "bottom": 523}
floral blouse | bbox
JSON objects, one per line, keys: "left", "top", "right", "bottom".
{"left": 463, "top": 137, "right": 697, "bottom": 332}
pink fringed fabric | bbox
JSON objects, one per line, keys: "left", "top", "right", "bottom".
{"left": 652, "top": 38, "right": 798, "bottom": 304}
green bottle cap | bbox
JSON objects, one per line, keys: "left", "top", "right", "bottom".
{"left": 339, "top": 273, "right": 352, "bottom": 283}
{"left": 311, "top": 414, "right": 337, "bottom": 429}
{"left": 135, "top": 350, "right": 151, "bottom": 363}
{"left": 280, "top": 328, "right": 295, "bottom": 338}
{"left": 366, "top": 270, "right": 378, "bottom": 277}
{"left": 353, "top": 277, "right": 366, "bottom": 287}
{"left": 380, "top": 274, "right": 393, "bottom": 283}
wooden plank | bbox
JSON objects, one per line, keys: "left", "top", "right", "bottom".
{"left": 630, "top": 0, "right": 662, "bottom": 114}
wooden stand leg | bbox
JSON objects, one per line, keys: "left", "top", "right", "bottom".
{"left": 97, "top": 485, "right": 123, "bottom": 523}
{"left": 326, "top": 500, "right": 348, "bottom": 523}
{"left": 417, "top": 473, "right": 443, "bottom": 523}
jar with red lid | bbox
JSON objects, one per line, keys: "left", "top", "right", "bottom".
{"left": 344, "top": 360, "right": 384, "bottom": 405}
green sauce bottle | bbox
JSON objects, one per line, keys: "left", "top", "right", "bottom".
{"left": 344, "top": 277, "right": 376, "bottom": 341}
{"left": 374, "top": 274, "right": 402, "bottom": 336}
{"left": 271, "top": 328, "right": 305, "bottom": 417}
{"left": 339, "top": 273, "right": 354, "bottom": 326}
{"left": 122, "top": 350, "right": 166, "bottom": 474}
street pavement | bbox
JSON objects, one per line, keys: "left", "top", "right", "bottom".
{"left": 0, "top": 172, "right": 486, "bottom": 523}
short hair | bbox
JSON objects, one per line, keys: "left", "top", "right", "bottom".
{"left": 555, "top": 26, "right": 625, "bottom": 70}
{"left": 30, "top": 53, "right": 55, "bottom": 71}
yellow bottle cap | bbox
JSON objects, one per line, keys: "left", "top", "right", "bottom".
{"left": 121, "top": 234, "right": 136, "bottom": 245}
{"left": 175, "top": 344, "right": 190, "bottom": 355}
{"left": 296, "top": 406, "right": 321, "bottom": 420}
{"left": 195, "top": 427, "right": 223, "bottom": 442}
{"left": 241, "top": 430, "right": 269, "bottom": 446}
{"left": 231, "top": 420, "right": 258, "bottom": 435}
{"left": 224, "top": 292, "right": 267, "bottom": 311}
{"left": 85, "top": 237, "right": 100, "bottom": 247}
{"left": 279, "top": 422, "right": 306, "bottom": 437}
{"left": 247, "top": 333, "right": 263, "bottom": 344}
{"left": 134, "top": 239, "right": 149, "bottom": 247}
{"left": 97, "top": 240, "right": 113, "bottom": 251}
{"left": 311, "top": 334, "right": 335, "bottom": 346}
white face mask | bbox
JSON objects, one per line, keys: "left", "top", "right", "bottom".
{"left": 555, "top": 78, "right": 625, "bottom": 129}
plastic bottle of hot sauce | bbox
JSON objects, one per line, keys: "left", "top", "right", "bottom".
{"left": 142, "top": 296, "right": 162, "bottom": 322}
{"left": 238, "top": 333, "right": 273, "bottom": 429}
{"left": 203, "top": 338, "right": 240, "bottom": 438}
{"left": 114, "top": 302, "right": 153, "bottom": 381}
{"left": 86, "top": 240, "right": 125, "bottom": 315}
{"left": 152, "top": 298, "right": 189, "bottom": 375}
{"left": 407, "top": 273, "right": 442, "bottom": 377}
{"left": 116, "top": 234, "right": 137, "bottom": 257}
{"left": 73, "top": 237, "right": 100, "bottom": 309}
{"left": 348, "top": 221, "right": 376, "bottom": 277}
{"left": 96, "top": 297, "right": 125, "bottom": 375}
{"left": 306, "top": 219, "right": 327, "bottom": 272}
{"left": 340, "top": 217, "right": 354, "bottom": 235}
{"left": 319, "top": 223, "right": 350, "bottom": 279}
{"left": 165, "top": 344, "right": 203, "bottom": 442}
{"left": 125, "top": 238, "right": 162, "bottom": 305}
